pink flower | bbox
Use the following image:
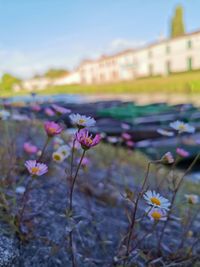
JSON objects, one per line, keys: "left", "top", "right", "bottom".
{"left": 126, "top": 140, "right": 135, "bottom": 148}
{"left": 52, "top": 104, "right": 71, "bottom": 115}
{"left": 45, "top": 108, "right": 55, "bottom": 117}
{"left": 77, "top": 157, "right": 90, "bottom": 168}
{"left": 176, "top": 148, "right": 189, "bottom": 158}
{"left": 25, "top": 160, "right": 48, "bottom": 176}
{"left": 81, "top": 157, "right": 90, "bottom": 167}
{"left": 23, "top": 142, "right": 38, "bottom": 154}
{"left": 44, "top": 121, "right": 63, "bottom": 137}
{"left": 76, "top": 129, "right": 101, "bottom": 150}
{"left": 122, "top": 133, "right": 132, "bottom": 140}
{"left": 31, "top": 104, "right": 41, "bottom": 112}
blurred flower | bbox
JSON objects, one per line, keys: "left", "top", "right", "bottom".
{"left": 147, "top": 207, "right": 167, "bottom": 221}
{"left": 52, "top": 151, "right": 65, "bottom": 163}
{"left": 44, "top": 121, "right": 63, "bottom": 137}
{"left": 76, "top": 129, "right": 101, "bottom": 150}
{"left": 45, "top": 107, "right": 55, "bottom": 117}
{"left": 122, "top": 133, "right": 132, "bottom": 140}
{"left": 77, "top": 156, "right": 90, "bottom": 168}
{"left": 69, "top": 113, "right": 96, "bottom": 128}
{"left": 0, "top": 110, "right": 10, "bottom": 120}
{"left": 11, "top": 114, "right": 29, "bottom": 121}
{"left": 25, "top": 160, "right": 48, "bottom": 176}
{"left": 58, "top": 145, "right": 71, "bottom": 158}
{"left": 185, "top": 194, "right": 199, "bottom": 204}
{"left": 121, "top": 123, "right": 131, "bottom": 130}
{"left": 176, "top": 148, "right": 189, "bottom": 158}
{"left": 37, "top": 150, "right": 42, "bottom": 157}
{"left": 23, "top": 142, "right": 38, "bottom": 154}
{"left": 161, "top": 152, "right": 174, "bottom": 164}
{"left": 69, "top": 140, "right": 81, "bottom": 150}
{"left": 31, "top": 104, "right": 41, "bottom": 112}
{"left": 170, "top": 120, "right": 195, "bottom": 134}
{"left": 157, "top": 128, "right": 174, "bottom": 137}
{"left": 53, "top": 137, "right": 64, "bottom": 149}
{"left": 52, "top": 104, "right": 71, "bottom": 115}
{"left": 126, "top": 140, "right": 135, "bottom": 148}
{"left": 15, "top": 186, "right": 26, "bottom": 194}
{"left": 144, "top": 190, "right": 171, "bottom": 210}
{"left": 107, "top": 136, "right": 119, "bottom": 144}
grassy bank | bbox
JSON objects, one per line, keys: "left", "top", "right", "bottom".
{"left": 1, "top": 70, "right": 200, "bottom": 97}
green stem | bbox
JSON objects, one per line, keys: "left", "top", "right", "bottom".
{"left": 157, "top": 152, "right": 200, "bottom": 251}
{"left": 124, "top": 161, "right": 154, "bottom": 262}
{"left": 18, "top": 177, "right": 33, "bottom": 226}
{"left": 69, "top": 149, "right": 86, "bottom": 213}
{"left": 38, "top": 137, "right": 50, "bottom": 162}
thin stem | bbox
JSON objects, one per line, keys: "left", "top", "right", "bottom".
{"left": 18, "top": 177, "right": 33, "bottom": 225}
{"left": 69, "top": 231, "right": 76, "bottom": 267}
{"left": 68, "top": 148, "right": 86, "bottom": 267}
{"left": 131, "top": 221, "right": 158, "bottom": 252}
{"left": 69, "top": 138, "right": 76, "bottom": 182}
{"left": 157, "top": 152, "right": 200, "bottom": 250}
{"left": 38, "top": 137, "right": 50, "bottom": 162}
{"left": 69, "top": 149, "right": 86, "bottom": 213}
{"left": 124, "top": 161, "right": 154, "bottom": 262}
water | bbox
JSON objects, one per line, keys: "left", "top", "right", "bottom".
{"left": 1, "top": 94, "right": 84, "bottom": 104}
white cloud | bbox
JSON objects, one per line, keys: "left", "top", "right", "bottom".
{"left": 108, "top": 38, "right": 146, "bottom": 52}
{"left": 0, "top": 38, "right": 147, "bottom": 79}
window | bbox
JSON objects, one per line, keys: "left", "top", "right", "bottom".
{"left": 166, "top": 45, "right": 170, "bottom": 54}
{"left": 148, "top": 50, "right": 152, "bottom": 58}
{"left": 166, "top": 61, "right": 171, "bottom": 75}
{"left": 187, "top": 40, "right": 192, "bottom": 49}
{"left": 187, "top": 57, "right": 193, "bottom": 71}
{"left": 149, "top": 64, "right": 153, "bottom": 76}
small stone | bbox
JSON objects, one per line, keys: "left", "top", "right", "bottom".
{"left": 15, "top": 186, "right": 26, "bottom": 194}
{"left": 0, "top": 235, "right": 19, "bottom": 267}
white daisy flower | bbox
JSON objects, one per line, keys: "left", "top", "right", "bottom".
{"left": 169, "top": 120, "right": 195, "bottom": 134}
{"left": 69, "top": 113, "right": 96, "bottom": 128}
{"left": 157, "top": 128, "right": 174, "bottom": 137}
{"left": 147, "top": 207, "right": 167, "bottom": 222}
{"left": 52, "top": 151, "right": 65, "bottom": 163}
{"left": 0, "top": 110, "right": 10, "bottom": 120}
{"left": 58, "top": 145, "right": 71, "bottom": 158}
{"left": 185, "top": 194, "right": 199, "bottom": 204}
{"left": 161, "top": 152, "right": 174, "bottom": 164}
{"left": 144, "top": 190, "right": 171, "bottom": 210}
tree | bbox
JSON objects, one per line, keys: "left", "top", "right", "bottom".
{"left": 44, "top": 69, "right": 69, "bottom": 79}
{"left": 170, "top": 5, "right": 185, "bottom": 38}
{"left": 1, "top": 73, "right": 21, "bottom": 91}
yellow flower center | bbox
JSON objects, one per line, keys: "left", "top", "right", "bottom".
{"left": 31, "top": 167, "right": 39, "bottom": 174}
{"left": 53, "top": 154, "right": 61, "bottom": 161}
{"left": 86, "top": 137, "right": 93, "bottom": 145}
{"left": 151, "top": 211, "right": 162, "bottom": 220}
{"left": 78, "top": 119, "right": 86, "bottom": 124}
{"left": 48, "top": 127, "right": 56, "bottom": 134}
{"left": 178, "top": 124, "right": 186, "bottom": 131}
{"left": 150, "top": 197, "right": 161, "bottom": 206}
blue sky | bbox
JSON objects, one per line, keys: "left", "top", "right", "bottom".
{"left": 0, "top": 0, "right": 199, "bottom": 78}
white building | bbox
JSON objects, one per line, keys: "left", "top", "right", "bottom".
{"left": 78, "top": 30, "right": 200, "bottom": 84}
{"left": 53, "top": 70, "right": 80, "bottom": 85}
{"left": 15, "top": 77, "right": 52, "bottom": 92}
{"left": 17, "top": 29, "right": 200, "bottom": 89}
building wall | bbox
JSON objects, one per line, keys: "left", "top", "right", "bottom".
{"left": 79, "top": 31, "right": 200, "bottom": 84}
{"left": 53, "top": 71, "right": 80, "bottom": 85}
